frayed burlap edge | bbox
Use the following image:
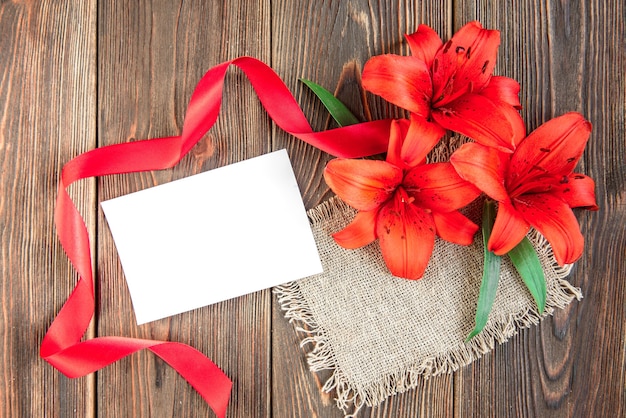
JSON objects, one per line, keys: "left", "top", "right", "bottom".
{"left": 275, "top": 197, "right": 582, "bottom": 417}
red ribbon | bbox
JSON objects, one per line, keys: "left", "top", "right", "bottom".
{"left": 42, "top": 56, "right": 392, "bottom": 417}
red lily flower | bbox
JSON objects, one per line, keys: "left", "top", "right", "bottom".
{"left": 324, "top": 120, "right": 481, "bottom": 279}
{"left": 362, "top": 21, "right": 526, "bottom": 153}
{"left": 450, "top": 112, "right": 599, "bottom": 265}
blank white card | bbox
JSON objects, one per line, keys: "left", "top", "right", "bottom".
{"left": 101, "top": 149, "right": 323, "bottom": 324}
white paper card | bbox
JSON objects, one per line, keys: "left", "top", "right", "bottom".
{"left": 101, "top": 149, "right": 322, "bottom": 324}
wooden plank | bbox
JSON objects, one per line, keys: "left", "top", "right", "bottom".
{"left": 96, "top": 1, "right": 271, "bottom": 416}
{"left": 3, "top": 0, "right": 620, "bottom": 416}
{"left": 0, "top": 1, "right": 96, "bottom": 417}
{"left": 270, "top": 1, "right": 456, "bottom": 416}
{"left": 454, "top": 1, "right": 625, "bottom": 417}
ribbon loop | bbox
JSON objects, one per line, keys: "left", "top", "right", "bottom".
{"left": 43, "top": 57, "right": 391, "bottom": 417}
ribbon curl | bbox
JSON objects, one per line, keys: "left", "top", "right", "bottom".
{"left": 42, "top": 56, "right": 392, "bottom": 417}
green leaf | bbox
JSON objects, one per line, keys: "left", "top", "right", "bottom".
{"left": 508, "top": 236, "right": 547, "bottom": 314}
{"left": 466, "top": 200, "right": 502, "bottom": 341}
{"left": 300, "top": 78, "right": 359, "bottom": 127}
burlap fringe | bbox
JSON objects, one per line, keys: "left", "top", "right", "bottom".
{"left": 275, "top": 198, "right": 582, "bottom": 417}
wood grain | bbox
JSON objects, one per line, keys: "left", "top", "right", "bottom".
{"left": 96, "top": 1, "right": 271, "bottom": 417}
{"left": 269, "top": 1, "right": 455, "bottom": 417}
{"left": 454, "top": 1, "right": 626, "bottom": 417}
{"left": 0, "top": 0, "right": 623, "bottom": 417}
{"left": 0, "top": 1, "right": 96, "bottom": 417}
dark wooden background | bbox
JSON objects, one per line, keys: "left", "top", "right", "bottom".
{"left": 1, "top": 0, "right": 624, "bottom": 416}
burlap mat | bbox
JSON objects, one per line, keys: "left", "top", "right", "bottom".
{"left": 276, "top": 191, "right": 581, "bottom": 416}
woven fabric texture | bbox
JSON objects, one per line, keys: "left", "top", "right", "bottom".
{"left": 276, "top": 196, "right": 581, "bottom": 415}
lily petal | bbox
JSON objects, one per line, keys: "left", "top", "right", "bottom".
{"left": 432, "top": 211, "right": 479, "bottom": 245}
{"left": 508, "top": 112, "right": 592, "bottom": 191}
{"left": 488, "top": 200, "right": 530, "bottom": 255}
{"left": 432, "top": 93, "right": 518, "bottom": 152}
{"left": 479, "top": 76, "right": 526, "bottom": 146}
{"left": 405, "top": 24, "right": 443, "bottom": 68}
{"left": 404, "top": 162, "right": 481, "bottom": 211}
{"left": 362, "top": 54, "right": 433, "bottom": 118}
{"left": 332, "top": 210, "right": 378, "bottom": 249}
{"left": 553, "top": 173, "right": 599, "bottom": 210}
{"left": 480, "top": 76, "right": 522, "bottom": 108}
{"left": 497, "top": 102, "right": 527, "bottom": 148}
{"left": 450, "top": 143, "right": 510, "bottom": 201}
{"left": 399, "top": 115, "right": 447, "bottom": 167}
{"left": 324, "top": 159, "right": 403, "bottom": 211}
{"left": 514, "top": 193, "right": 585, "bottom": 265}
{"left": 431, "top": 21, "right": 500, "bottom": 107}
{"left": 376, "top": 189, "right": 436, "bottom": 279}
{"left": 385, "top": 119, "right": 411, "bottom": 168}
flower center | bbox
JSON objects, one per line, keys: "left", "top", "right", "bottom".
{"left": 397, "top": 187, "right": 415, "bottom": 205}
